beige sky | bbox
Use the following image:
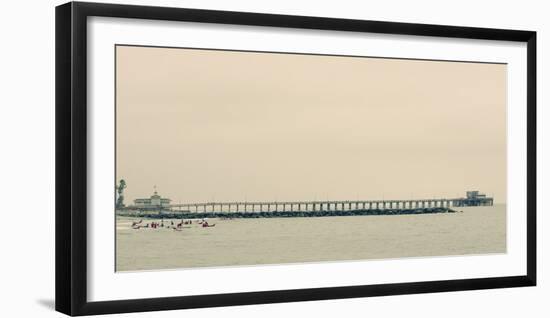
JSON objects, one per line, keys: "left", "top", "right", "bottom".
{"left": 116, "top": 45, "right": 507, "bottom": 204}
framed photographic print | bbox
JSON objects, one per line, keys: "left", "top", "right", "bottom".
{"left": 55, "top": 1, "right": 536, "bottom": 316}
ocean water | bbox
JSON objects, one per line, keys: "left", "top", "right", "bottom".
{"left": 116, "top": 204, "right": 506, "bottom": 271}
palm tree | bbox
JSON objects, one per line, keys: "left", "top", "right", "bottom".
{"left": 116, "top": 179, "right": 127, "bottom": 208}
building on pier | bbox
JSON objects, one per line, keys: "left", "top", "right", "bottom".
{"left": 454, "top": 190, "right": 493, "bottom": 207}
{"left": 133, "top": 187, "right": 171, "bottom": 210}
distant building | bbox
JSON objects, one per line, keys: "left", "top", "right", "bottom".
{"left": 455, "top": 191, "right": 493, "bottom": 206}
{"left": 133, "top": 188, "right": 171, "bottom": 210}
{"left": 466, "top": 191, "right": 486, "bottom": 199}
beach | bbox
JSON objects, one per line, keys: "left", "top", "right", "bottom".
{"left": 116, "top": 204, "right": 506, "bottom": 271}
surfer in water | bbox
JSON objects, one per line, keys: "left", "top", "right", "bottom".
{"left": 202, "top": 220, "right": 215, "bottom": 227}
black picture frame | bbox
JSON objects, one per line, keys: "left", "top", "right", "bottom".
{"left": 55, "top": 1, "right": 536, "bottom": 316}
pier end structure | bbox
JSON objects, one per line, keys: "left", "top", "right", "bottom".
{"left": 452, "top": 191, "right": 494, "bottom": 207}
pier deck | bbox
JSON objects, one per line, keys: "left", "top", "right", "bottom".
{"left": 125, "top": 196, "right": 493, "bottom": 214}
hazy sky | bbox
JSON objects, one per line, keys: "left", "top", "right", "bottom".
{"left": 116, "top": 45, "right": 507, "bottom": 204}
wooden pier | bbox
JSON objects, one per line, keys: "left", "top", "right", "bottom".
{"left": 159, "top": 197, "right": 492, "bottom": 213}
{"left": 123, "top": 191, "right": 493, "bottom": 214}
